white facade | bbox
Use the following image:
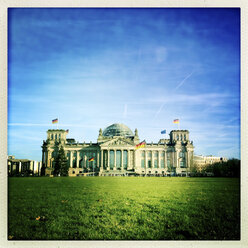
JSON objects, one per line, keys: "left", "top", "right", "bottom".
{"left": 42, "top": 123, "right": 194, "bottom": 177}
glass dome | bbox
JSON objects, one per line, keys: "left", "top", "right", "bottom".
{"left": 102, "top": 123, "right": 134, "bottom": 137}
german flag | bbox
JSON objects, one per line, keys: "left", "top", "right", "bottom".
{"left": 88, "top": 157, "right": 94, "bottom": 162}
{"left": 173, "top": 119, "right": 179, "bottom": 124}
{"left": 52, "top": 118, "right": 58, "bottom": 124}
{"left": 135, "top": 140, "right": 146, "bottom": 149}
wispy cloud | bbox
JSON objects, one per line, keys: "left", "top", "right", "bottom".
{"left": 8, "top": 8, "right": 240, "bottom": 160}
{"left": 8, "top": 123, "right": 102, "bottom": 128}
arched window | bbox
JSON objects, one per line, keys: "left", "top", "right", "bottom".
{"left": 51, "top": 134, "right": 53, "bottom": 139}
{"left": 55, "top": 134, "right": 57, "bottom": 140}
{"left": 180, "top": 134, "right": 182, "bottom": 140}
{"left": 177, "top": 135, "right": 179, "bottom": 140}
{"left": 184, "top": 134, "right": 186, "bottom": 140}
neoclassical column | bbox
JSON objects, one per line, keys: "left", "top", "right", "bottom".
{"left": 114, "top": 150, "right": 116, "bottom": 170}
{"left": 76, "top": 151, "right": 79, "bottom": 168}
{"left": 31, "top": 161, "right": 34, "bottom": 172}
{"left": 187, "top": 150, "right": 190, "bottom": 168}
{"left": 107, "top": 149, "right": 110, "bottom": 169}
{"left": 70, "top": 151, "right": 73, "bottom": 168}
{"left": 101, "top": 150, "right": 103, "bottom": 169}
{"left": 48, "top": 151, "right": 51, "bottom": 168}
{"left": 19, "top": 161, "right": 22, "bottom": 173}
{"left": 175, "top": 150, "right": 179, "bottom": 168}
{"left": 173, "top": 150, "right": 176, "bottom": 168}
{"left": 97, "top": 151, "right": 100, "bottom": 168}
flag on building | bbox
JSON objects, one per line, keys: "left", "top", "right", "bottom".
{"left": 65, "top": 129, "right": 69, "bottom": 133}
{"left": 88, "top": 157, "right": 94, "bottom": 162}
{"left": 52, "top": 118, "right": 58, "bottom": 124}
{"left": 135, "top": 140, "right": 146, "bottom": 149}
{"left": 161, "top": 130, "right": 166, "bottom": 134}
{"left": 173, "top": 119, "right": 179, "bottom": 124}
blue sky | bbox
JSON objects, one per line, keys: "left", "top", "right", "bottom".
{"left": 8, "top": 8, "right": 240, "bottom": 161}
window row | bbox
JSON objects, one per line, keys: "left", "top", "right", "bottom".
{"left": 141, "top": 151, "right": 186, "bottom": 158}
{"left": 176, "top": 134, "right": 187, "bottom": 141}
{"left": 140, "top": 159, "right": 186, "bottom": 168}
{"left": 50, "top": 133, "right": 62, "bottom": 140}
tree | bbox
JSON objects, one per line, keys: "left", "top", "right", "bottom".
{"left": 204, "top": 159, "right": 240, "bottom": 177}
{"left": 53, "top": 146, "right": 69, "bottom": 176}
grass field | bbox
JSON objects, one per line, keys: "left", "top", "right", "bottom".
{"left": 8, "top": 177, "right": 240, "bottom": 240}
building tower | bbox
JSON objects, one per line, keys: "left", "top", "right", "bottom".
{"left": 41, "top": 129, "right": 68, "bottom": 176}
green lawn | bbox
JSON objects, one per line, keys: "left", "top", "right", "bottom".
{"left": 8, "top": 177, "right": 240, "bottom": 240}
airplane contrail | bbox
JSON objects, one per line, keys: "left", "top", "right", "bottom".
{"left": 174, "top": 71, "right": 194, "bottom": 91}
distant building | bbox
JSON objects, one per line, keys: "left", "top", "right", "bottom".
{"left": 8, "top": 155, "right": 42, "bottom": 176}
{"left": 193, "top": 155, "right": 228, "bottom": 172}
{"left": 41, "top": 123, "right": 194, "bottom": 177}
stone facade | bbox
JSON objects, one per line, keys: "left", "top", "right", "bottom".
{"left": 41, "top": 123, "right": 194, "bottom": 177}
{"left": 8, "top": 155, "right": 42, "bottom": 176}
{"left": 193, "top": 155, "right": 228, "bottom": 172}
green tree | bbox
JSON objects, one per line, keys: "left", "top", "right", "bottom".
{"left": 54, "top": 146, "right": 69, "bottom": 176}
{"left": 189, "top": 162, "right": 200, "bottom": 176}
{"left": 204, "top": 159, "right": 240, "bottom": 177}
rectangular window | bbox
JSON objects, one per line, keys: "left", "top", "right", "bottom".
{"left": 116, "top": 150, "right": 121, "bottom": 169}
{"left": 141, "top": 151, "right": 145, "bottom": 158}
{"left": 141, "top": 159, "right": 145, "bottom": 168}
{"left": 123, "top": 150, "right": 127, "bottom": 169}
{"left": 180, "top": 161, "right": 185, "bottom": 168}
{"left": 154, "top": 159, "right": 158, "bottom": 168}
{"left": 161, "top": 159, "right": 165, "bottom": 168}
{"left": 148, "top": 151, "right": 152, "bottom": 158}
{"left": 123, "top": 150, "right": 128, "bottom": 169}
{"left": 148, "top": 160, "right": 152, "bottom": 168}
{"left": 180, "top": 152, "right": 185, "bottom": 158}
{"left": 110, "top": 150, "right": 114, "bottom": 169}
{"left": 154, "top": 152, "right": 158, "bottom": 168}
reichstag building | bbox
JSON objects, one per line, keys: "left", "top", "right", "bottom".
{"left": 41, "top": 123, "right": 194, "bottom": 176}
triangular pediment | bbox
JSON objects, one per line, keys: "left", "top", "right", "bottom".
{"left": 100, "top": 137, "right": 134, "bottom": 147}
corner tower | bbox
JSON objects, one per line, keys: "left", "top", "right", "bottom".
{"left": 41, "top": 129, "right": 69, "bottom": 176}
